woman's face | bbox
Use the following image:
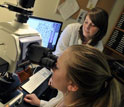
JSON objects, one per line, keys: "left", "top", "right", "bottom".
{"left": 83, "top": 15, "right": 99, "bottom": 40}
{"left": 50, "top": 49, "right": 70, "bottom": 93}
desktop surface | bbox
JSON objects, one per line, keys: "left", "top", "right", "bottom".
{"left": 16, "top": 67, "right": 55, "bottom": 107}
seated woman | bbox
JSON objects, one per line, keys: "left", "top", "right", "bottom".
{"left": 54, "top": 7, "right": 109, "bottom": 56}
{"left": 24, "top": 44, "right": 121, "bottom": 107}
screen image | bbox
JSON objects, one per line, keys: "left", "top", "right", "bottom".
{"left": 27, "top": 16, "right": 63, "bottom": 51}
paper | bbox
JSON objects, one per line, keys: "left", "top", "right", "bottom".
{"left": 58, "top": 0, "right": 79, "bottom": 20}
{"left": 76, "top": 9, "right": 88, "bottom": 24}
{"left": 87, "top": 0, "right": 99, "bottom": 9}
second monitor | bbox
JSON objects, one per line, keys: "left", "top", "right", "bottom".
{"left": 27, "top": 16, "right": 63, "bottom": 51}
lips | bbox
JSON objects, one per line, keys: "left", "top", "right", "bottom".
{"left": 84, "top": 29, "right": 89, "bottom": 34}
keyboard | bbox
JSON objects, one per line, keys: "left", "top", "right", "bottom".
{"left": 21, "top": 67, "right": 52, "bottom": 93}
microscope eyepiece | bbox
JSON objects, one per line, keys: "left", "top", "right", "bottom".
{"left": 19, "top": 0, "right": 35, "bottom": 8}
{"left": 27, "top": 43, "right": 58, "bottom": 69}
{"left": 40, "top": 57, "right": 56, "bottom": 69}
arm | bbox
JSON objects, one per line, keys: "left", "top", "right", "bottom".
{"left": 24, "top": 92, "right": 63, "bottom": 107}
{"left": 94, "top": 40, "right": 103, "bottom": 52}
{"left": 54, "top": 24, "right": 73, "bottom": 56}
{"left": 41, "top": 91, "right": 63, "bottom": 107}
{"left": 54, "top": 23, "right": 81, "bottom": 56}
{"left": 24, "top": 93, "right": 48, "bottom": 107}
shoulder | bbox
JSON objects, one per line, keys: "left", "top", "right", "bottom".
{"left": 43, "top": 91, "right": 63, "bottom": 107}
{"left": 67, "top": 23, "right": 82, "bottom": 28}
{"left": 94, "top": 40, "right": 103, "bottom": 52}
{"left": 62, "top": 23, "right": 81, "bottom": 35}
{"left": 66, "top": 23, "right": 82, "bottom": 30}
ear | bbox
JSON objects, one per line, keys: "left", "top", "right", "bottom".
{"left": 67, "top": 82, "right": 78, "bottom": 92}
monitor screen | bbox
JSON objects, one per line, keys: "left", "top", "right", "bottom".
{"left": 27, "top": 16, "right": 63, "bottom": 51}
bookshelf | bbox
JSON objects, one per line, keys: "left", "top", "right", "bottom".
{"left": 104, "top": 8, "right": 124, "bottom": 61}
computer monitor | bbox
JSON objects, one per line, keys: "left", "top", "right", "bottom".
{"left": 27, "top": 16, "right": 63, "bottom": 51}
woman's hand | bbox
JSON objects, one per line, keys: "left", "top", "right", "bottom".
{"left": 24, "top": 93, "right": 40, "bottom": 106}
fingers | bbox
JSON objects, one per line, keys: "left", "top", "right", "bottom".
{"left": 24, "top": 94, "right": 32, "bottom": 102}
{"left": 25, "top": 93, "right": 34, "bottom": 99}
{"left": 24, "top": 93, "right": 40, "bottom": 106}
{"left": 24, "top": 97, "right": 32, "bottom": 103}
{"left": 24, "top": 94, "right": 35, "bottom": 103}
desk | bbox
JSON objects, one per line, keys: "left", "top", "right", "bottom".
{"left": 17, "top": 67, "right": 57, "bottom": 107}
{"left": 15, "top": 67, "right": 48, "bottom": 106}
{"left": 18, "top": 77, "right": 50, "bottom": 107}
{"left": 0, "top": 67, "right": 57, "bottom": 107}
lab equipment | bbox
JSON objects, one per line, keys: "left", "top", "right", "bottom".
{"left": 0, "top": 0, "right": 57, "bottom": 106}
{"left": 0, "top": 0, "right": 37, "bottom": 106}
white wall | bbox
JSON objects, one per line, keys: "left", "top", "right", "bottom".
{"left": 33, "top": 0, "right": 76, "bottom": 29}
{"left": 0, "top": 0, "right": 76, "bottom": 29}
{"left": 0, "top": 0, "right": 124, "bottom": 44}
{"left": 0, "top": 0, "right": 16, "bottom": 22}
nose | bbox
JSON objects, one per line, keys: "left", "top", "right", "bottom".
{"left": 86, "top": 23, "right": 90, "bottom": 30}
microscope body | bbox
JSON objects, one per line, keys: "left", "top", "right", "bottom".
{"left": 0, "top": 20, "right": 41, "bottom": 106}
{"left": 0, "top": 20, "right": 41, "bottom": 74}
{"left": 0, "top": 0, "right": 57, "bottom": 106}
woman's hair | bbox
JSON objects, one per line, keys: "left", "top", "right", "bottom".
{"left": 66, "top": 45, "right": 121, "bottom": 107}
{"left": 79, "top": 7, "right": 109, "bottom": 46}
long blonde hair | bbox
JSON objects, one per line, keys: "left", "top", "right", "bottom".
{"left": 66, "top": 44, "right": 121, "bottom": 107}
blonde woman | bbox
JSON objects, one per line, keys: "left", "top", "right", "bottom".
{"left": 24, "top": 44, "right": 121, "bottom": 107}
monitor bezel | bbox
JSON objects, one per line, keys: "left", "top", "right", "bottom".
{"left": 28, "top": 16, "right": 63, "bottom": 51}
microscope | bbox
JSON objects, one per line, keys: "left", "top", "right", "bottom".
{"left": 0, "top": 0, "right": 57, "bottom": 106}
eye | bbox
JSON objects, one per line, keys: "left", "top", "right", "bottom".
{"left": 84, "top": 21, "right": 88, "bottom": 24}
{"left": 52, "top": 63, "right": 58, "bottom": 70}
{"left": 90, "top": 23, "right": 96, "bottom": 27}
